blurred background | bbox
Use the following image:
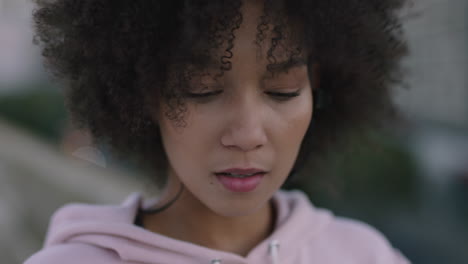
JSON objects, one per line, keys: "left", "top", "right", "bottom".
{"left": 0, "top": 0, "right": 467, "bottom": 263}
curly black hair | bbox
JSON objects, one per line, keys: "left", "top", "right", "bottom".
{"left": 32, "top": 0, "right": 409, "bottom": 186}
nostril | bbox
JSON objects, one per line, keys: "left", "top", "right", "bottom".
{"left": 222, "top": 142, "right": 264, "bottom": 152}
{"left": 220, "top": 128, "right": 267, "bottom": 151}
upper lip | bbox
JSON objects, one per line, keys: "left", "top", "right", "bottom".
{"left": 215, "top": 168, "right": 267, "bottom": 175}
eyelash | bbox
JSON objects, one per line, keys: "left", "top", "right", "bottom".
{"left": 185, "top": 90, "right": 300, "bottom": 101}
{"left": 265, "top": 91, "right": 300, "bottom": 100}
{"left": 185, "top": 90, "right": 223, "bottom": 98}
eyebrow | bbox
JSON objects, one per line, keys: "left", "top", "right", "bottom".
{"left": 187, "top": 56, "right": 308, "bottom": 77}
{"left": 264, "top": 57, "right": 308, "bottom": 77}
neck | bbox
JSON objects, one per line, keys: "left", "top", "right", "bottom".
{"left": 141, "top": 179, "right": 276, "bottom": 256}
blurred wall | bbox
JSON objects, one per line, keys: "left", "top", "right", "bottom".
{"left": 0, "top": 0, "right": 44, "bottom": 90}
{"left": 394, "top": 0, "right": 468, "bottom": 127}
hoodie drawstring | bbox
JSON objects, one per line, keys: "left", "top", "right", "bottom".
{"left": 268, "top": 239, "right": 280, "bottom": 264}
{"left": 211, "top": 259, "right": 222, "bottom": 264}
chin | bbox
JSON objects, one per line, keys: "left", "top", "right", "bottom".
{"left": 205, "top": 192, "right": 273, "bottom": 218}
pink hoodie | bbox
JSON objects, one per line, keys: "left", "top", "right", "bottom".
{"left": 24, "top": 190, "right": 410, "bottom": 264}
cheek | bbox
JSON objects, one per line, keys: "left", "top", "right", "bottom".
{"left": 271, "top": 92, "right": 313, "bottom": 167}
{"left": 158, "top": 108, "right": 216, "bottom": 168}
{"left": 295, "top": 100, "right": 313, "bottom": 134}
{"left": 276, "top": 92, "right": 313, "bottom": 138}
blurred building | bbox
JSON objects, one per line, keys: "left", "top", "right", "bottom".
{"left": 394, "top": 0, "right": 468, "bottom": 127}
{"left": 0, "top": 0, "right": 44, "bottom": 90}
{"left": 393, "top": 0, "right": 468, "bottom": 193}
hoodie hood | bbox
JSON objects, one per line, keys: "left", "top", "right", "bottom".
{"left": 41, "top": 190, "right": 332, "bottom": 264}
{"left": 28, "top": 189, "right": 411, "bottom": 264}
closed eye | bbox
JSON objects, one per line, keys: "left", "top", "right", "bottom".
{"left": 185, "top": 90, "right": 223, "bottom": 98}
{"left": 265, "top": 91, "right": 301, "bottom": 101}
{"left": 185, "top": 90, "right": 300, "bottom": 101}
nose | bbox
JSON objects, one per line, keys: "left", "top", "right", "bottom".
{"left": 220, "top": 95, "right": 268, "bottom": 152}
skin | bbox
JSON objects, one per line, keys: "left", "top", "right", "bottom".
{"left": 143, "top": 0, "right": 315, "bottom": 256}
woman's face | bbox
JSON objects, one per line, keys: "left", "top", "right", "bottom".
{"left": 156, "top": 2, "right": 313, "bottom": 217}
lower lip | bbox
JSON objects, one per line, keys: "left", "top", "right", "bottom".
{"left": 216, "top": 173, "right": 265, "bottom": 192}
